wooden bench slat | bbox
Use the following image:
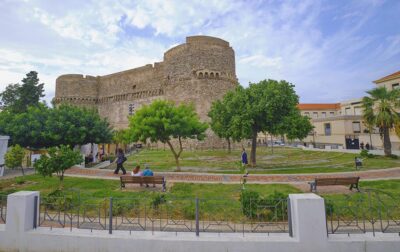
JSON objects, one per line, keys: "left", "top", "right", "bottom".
{"left": 310, "top": 177, "right": 360, "bottom": 192}
{"left": 120, "top": 175, "right": 166, "bottom": 192}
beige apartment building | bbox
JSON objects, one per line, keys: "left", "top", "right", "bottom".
{"left": 298, "top": 70, "right": 400, "bottom": 150}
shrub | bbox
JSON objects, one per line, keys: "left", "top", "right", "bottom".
{"left": 151, "top": 194, "right": 166, "bottom": 210}
{"left": 5, "top": 145, "right": 25, "bottom": 174}
{"left": 360, "top": 149, "right": 374, "bottom": 158}
{"left": 239, "top": 190, "right": 260, "bottom": 218}
{"left": 259, "top": 191, "right": 287, "bottom": 221}
{"left": 43, "top": 189, "right": 73, "bottom": 211}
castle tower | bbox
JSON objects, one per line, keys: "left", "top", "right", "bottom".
{"left": 163, "top": 36, "right": 238, "bottom": 121}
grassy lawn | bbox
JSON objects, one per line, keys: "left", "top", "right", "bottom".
{"left": 122, "top": 147, "right": 400, "bottom": 174}
{"left": 0, "top": 174, "right": 300, "bottom": 199}
{"left": 0, "top": 175, "right": 398, "bottom": 221}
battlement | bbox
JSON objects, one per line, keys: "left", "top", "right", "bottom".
{"left": 186, "top": 35, "right": 229, "bottom": 47}
{"left": 56, "top": 74, "right": 97, "bottom": 81}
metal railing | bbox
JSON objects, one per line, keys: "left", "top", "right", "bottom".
{"left": 36, "top": 195, "right": 289, "bottom": 235}
{"left": 0, "top": 195, "right": 6, "bottom": 224}
{"left": 324, "top": 190, "right": 400, "bottom": 235}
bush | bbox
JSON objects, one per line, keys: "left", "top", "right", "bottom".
{"left": 239, "top": 190, "right": 260, "bottom": 218}
{"left": 43, "top": 189, "right": 73, "bottom": 211}
{"left": 5, "top": 145, "right": 25, "bottom": 169}
{"left": 151, "top": 194, "right": 166, "bottom": 210}
{"left": 112, "top": 200, "right": 137, "bottom": 216}
{"left": 259, "top": 191, "right": 287, "bottom": 221}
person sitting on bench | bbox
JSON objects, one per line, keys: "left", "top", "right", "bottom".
{"left": 142, "top": 165, "right": 154, "bottom": 187}
{"left": 131, "top": 165, "right": 142, "bottom": 176}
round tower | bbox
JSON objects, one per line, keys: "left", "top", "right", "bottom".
{"left": 54, "top": 74, "right": 99, "bottom": 108}
{"left": 163, "top": 36, "right": 238, "bottom": 148}
{"left": 163, "top": 35, "right": 238, "bottom": 120}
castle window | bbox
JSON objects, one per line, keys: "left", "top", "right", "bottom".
{"left": 128, "top": 104, "right": 135, "bottom": 116}
{"left": 210, "top": 72, "right": 215, "bottom": 78}
{"left": 216, "top": 73, "right": 219, "bottom": 78}
{"left": 205, "top": 72, "right": 209, "bottom": 78}
{"left": 198, "top": 72, "right": 203, "bottom": 78}
{"left": 132, "top": 85, "right": 136, "bottom": 90}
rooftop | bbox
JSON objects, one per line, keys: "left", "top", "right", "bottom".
{"left": 373, "top": 70, "right": 400, "bottom": 83}
{"left": 297, "top": 103, "right": 340, "bottom": 110}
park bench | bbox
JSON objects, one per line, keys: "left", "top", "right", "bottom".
{"left": 309, "top": 177, "right": 360, "bottom": 192}
{"left": 120, "top": 175, "right": 166, "bottom": 192}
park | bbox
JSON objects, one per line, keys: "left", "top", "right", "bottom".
{"left": 0, "top": 2, "right": 400, "bottom": 250}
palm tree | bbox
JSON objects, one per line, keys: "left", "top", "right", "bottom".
{"left": 362, "top": 87, "right": 400, "bottom": 156}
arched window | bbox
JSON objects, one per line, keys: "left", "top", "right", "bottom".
{"left": 210, "top": 72, "right": 214, "bottom": 78}
{"left": 205, "top": 72, "right": 209, "bottom": 78}
{"left": 216, "top": 73, "right": 219, "bottom": 78}
{"left": 199, "top": 72, "right": 203, "bottom": 78}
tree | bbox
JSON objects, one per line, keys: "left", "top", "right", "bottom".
{"left": 208, "top": 99, "right": 235, "bottom": 152}
{"left": 223, "top": 80, "right": 299, "bottom": 166}
{"left": 0, "top": 71, "right": 45, "bottom": 113}
{"left": 34, "top": 145, "right": 83, "bottom": 183}
{"left": 362, "top": 87, "right": 400, "bottom": 156}
{"left": 0, "top": 104, "right": 113, "bottom": 149}
{"left": 273, "top": 111, "right": 314, "bottom": 142}
{"left": 113, "top": 129, "right": 130, "bottom": 153}
{"left": 4, "top": 144, "right": 25, "bottom": 175}
{"left": 127, "top": 100, "right": 208, "bottom": 171}
{"left": 44, "top": 104, "right": 113, "bottom": 147}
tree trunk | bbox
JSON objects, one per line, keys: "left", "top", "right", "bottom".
{"left": 271, "top": 135, "right": 274, "bottom": 154}
{"left": 227, "top": 138, "right": 231, "bottom": 153}
{"left": 383, "top": 127, "right": 392, "bottom": 156}
{"left": 166, "top": 138, "right": 183, "bottom": 172}
{"left": 250, "top": 130, "right": 257, "bottom": 167}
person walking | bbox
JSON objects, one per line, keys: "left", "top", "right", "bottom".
{"left": 241, "top": 148, "right": 248, "bottom": 166}
{"left": 114, "top": 148, "right": 127, "bottom": 175}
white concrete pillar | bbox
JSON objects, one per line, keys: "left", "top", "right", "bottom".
{"left": 0, "top": 135, "right": 10, "bottom": 176}
{"left": 289, "top": 193, "right": 327, "bottom": 243}
{"left": 6, "top": 191, "right": 40, "bottom": 233}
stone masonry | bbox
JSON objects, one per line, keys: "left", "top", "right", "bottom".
{"left": 54, "top": 36, "right": 238, "bottom": 148}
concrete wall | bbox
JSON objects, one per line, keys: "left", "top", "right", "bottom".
{"left": 1, "top": 191, "right": 399, "bottom": 252}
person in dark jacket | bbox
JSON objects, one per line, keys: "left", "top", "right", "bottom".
{"left": 241, "top": 148, "right": 248, "bottom": 166}
{"left": 114, "top": 148, "right": 127, "bottom": 175}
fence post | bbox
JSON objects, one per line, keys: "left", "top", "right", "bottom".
{"left": 109, "top": 197, "right": 113, "bottom": 234}
{"left": 33, "top": 195, "right": 38, "bottom": 229}
{"left": 195, "top": 197, "right": 199, "bottom": 236}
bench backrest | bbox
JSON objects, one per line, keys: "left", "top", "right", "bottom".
{"left": 120, "top": 175, "right": 164, "bottom": 184}
{"left": 315, "top": 177, "right": 359, "bottom": 186}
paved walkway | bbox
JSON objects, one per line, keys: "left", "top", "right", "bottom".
{"left": 64, "top": 167, "right": 400, "bottom": 184}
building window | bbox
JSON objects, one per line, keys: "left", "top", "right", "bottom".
{"left": 330, "top": 112, "right": 335, "bottom": 116}
{"left": 324, "top": 123, "right": 331, "bottom": 136}
{"left": 304, "top": 112, "right": 310, "bottom": 117}
{"left": 345, "top": 107, "right": 351, "bottom": 115}
{"left": 313, "top": 112, "right": 318, "bottom": 118}
{"left": 392, "top": 83, "right": 399, "bottom": 89}
{"left": 354, "top": 106, "right": 362, "bottom": 115}
{"left": 128, "top": 104, "right": 135, "bottom": 116}
{"left": 321, "top": 112, "right": 326, "bottom": 118}
{"left": 352, "top": 121, "right": 361, "bottom": 133}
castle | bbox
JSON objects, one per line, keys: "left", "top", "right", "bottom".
{"left": 54, "top": 36, "right": 238, "bottom": 147}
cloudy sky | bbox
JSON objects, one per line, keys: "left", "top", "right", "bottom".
{"left": 0, "top": 0, "right": 399, "bottom": 103}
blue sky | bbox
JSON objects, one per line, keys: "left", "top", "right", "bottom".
{"left": 0, "top": 0, "right": 399, "bottom": 103}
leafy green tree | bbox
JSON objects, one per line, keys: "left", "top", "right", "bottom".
{"left": 4, "top": 144, "right": 26, "bottom": 175}
{"left": 0, "top": 71, "right": 44, "bottom": 113}
{"left": 113, "top": 129, "right": 130, "bottom": 153}
{"left": 127, "top": 100, "right": 208, "bottom": 171}
{"left": 34, "top": 145, "right": 83, "bottom": 183}
{"left": 45, "top": 104, "right": 113, "bottom": 147}
{"left": 274, "top": 111, "right": 314, "bottom": 142}
{"left": 222, "top": 80, "right": 299, "bottom": 166}
{"left": 208, "top": 99, "right": 235, "bottom": 152}
{"left": 362, "top": 87, "right": 400, "bottom": 156}
{"left": 0, "top": 104, "right": 113, "bottom": 149}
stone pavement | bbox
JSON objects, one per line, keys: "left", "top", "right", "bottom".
{"left": 64, "top": 166, "right": 400, "bottom": 184}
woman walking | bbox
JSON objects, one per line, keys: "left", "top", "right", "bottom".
{"left": 114, "top": 148, "right": 127, "bottom": 175}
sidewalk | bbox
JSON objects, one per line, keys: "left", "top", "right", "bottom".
{"left": 64, "top": 166, "right": 400, "bottom": 184}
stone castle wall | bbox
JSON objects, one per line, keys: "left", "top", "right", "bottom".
{"left": 54, "top": 35, "right": 238, "bottom": 146}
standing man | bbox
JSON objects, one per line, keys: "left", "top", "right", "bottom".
{"left": 241, "top": 148, "right": 248, "bottom": 167}
{"left": 114, "top": 148, "right": 127, "bottom": 175}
